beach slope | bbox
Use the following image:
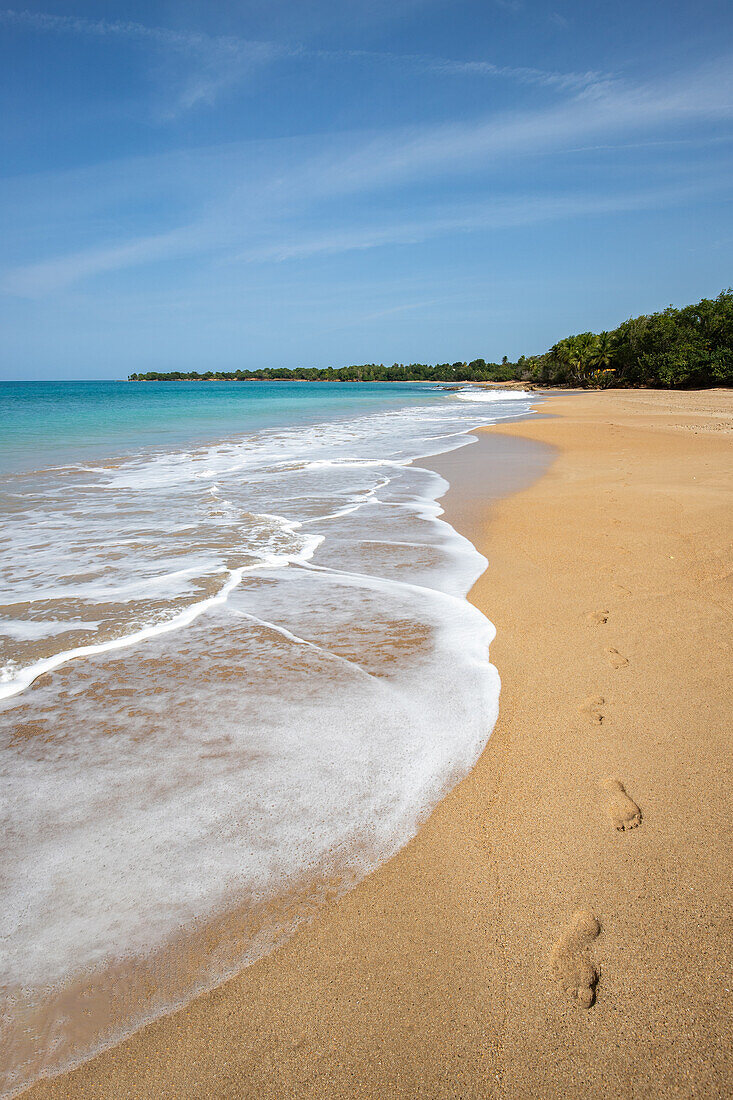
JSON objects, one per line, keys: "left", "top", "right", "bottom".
{"left": 26, "top": 389, "right": 732, "bottom": 1099}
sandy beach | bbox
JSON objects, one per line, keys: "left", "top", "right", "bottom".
{"left": 25, "top": 388, "right": 732, "bottom": 1099}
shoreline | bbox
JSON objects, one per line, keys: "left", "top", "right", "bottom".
{"left": 429, "top": 388, "right": 733, "bottom": 1094}
{"left": 24, "top": 389, "right": 733, "bottom": 1098}
{"left": 5, "top": 390, "right": 540, "bottom": 1099}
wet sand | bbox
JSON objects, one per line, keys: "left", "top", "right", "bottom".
{"left": 25, "top": 388, "right": 733, "bottom": 1098}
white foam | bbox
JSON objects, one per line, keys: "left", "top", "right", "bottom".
{"left": 0, "top": 526, "right": 324, "bottom": 701}
{"left": 0, "top": 566, "right": 246, "bottom": 701}
{"left": 0, "top": 387, "right": 539, "bottom": 1096}
{"left": 453, "top": 387, "right": 534, "bottom": 401}
{"left": 0, "top": 619, "right": 101, "bottom": 641}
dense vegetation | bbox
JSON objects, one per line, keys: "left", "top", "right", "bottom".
{"left": 128, "top": 360, "right": 518, "bottom": 383}
{"left": 129, "top": 290, "right": 732, "bottom": 389}
{"left": 523, "top": 289, "right": 733, "bottom": 388}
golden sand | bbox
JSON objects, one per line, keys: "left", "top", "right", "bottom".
{"left": 25, "top": 389, "right": 733, "bottom": 1098}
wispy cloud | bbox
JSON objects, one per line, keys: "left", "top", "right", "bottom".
{"left": 0, "top": 8, "right": 282, "bottom": 113}
{"left": 550, "top": 11, "right": 571, "bottom": 29}
{"left": 0, "top": 6, "right": 610, "bottom": 114}
{"left": 9, "top": 177, "right": 714, "bottom": 295}
{"left": 318, "top": 46, "right": 608, "bottom": 93}
{"left": 3, "top": 228, "right": 203, "bottom": 296}
{"left": 233, "top": 180, "right": 731, "bottom": 264}
{"left": 321, "top": 55, "right": 732, "bottom": 194}
{"left": 2, "top": 50, "right": 731, "bottom": 295}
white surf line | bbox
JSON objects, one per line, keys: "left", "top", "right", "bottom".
{"left": 297, "top": 557, "right": 489, "bottom": 618}
{"left": 0, "top": 561, "right": 276, "bottom": 702}
{"left": 0, "top": 511, "right": 326, "bottom": 702}
{"left": 453, "top": 389, "right": 532, "bottom": 402}
{"left": 301, "top": 501, "right": 364, "bottom": 522}
{"left": 301, "top": 458, "right": 411, "bottom": 471}
{"left": 300, "top": 487, "right": 388, "bottom": 525}
{"left": 11, "top": 564, "right": 219, "bottom": 605}
{"left": 229, "top": 608, "right": 377, "bottom": 683}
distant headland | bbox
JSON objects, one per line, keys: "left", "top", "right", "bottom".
{"left": 130, "top": 289, "right": 732, "bottom": 390}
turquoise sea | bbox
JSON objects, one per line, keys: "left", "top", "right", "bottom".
{"left": 0, "top": 378, "right": 535, "bottom": 1096}
{"left": 0, "top": 380, "right": 452, "bottom": 473}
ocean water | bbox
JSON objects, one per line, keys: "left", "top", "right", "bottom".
{"left": 0, "top": 380, "right": 536, "bottom": 1095}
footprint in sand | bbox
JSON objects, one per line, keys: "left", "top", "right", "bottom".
{"left": 606, "top": 646, "right": 629, "bottom": 669}
{"left": 603, "top": 779, "right": 642, "bottom": 831}
{"left": 550, "top": 910, "right": 601, "bottom": 1009}
{"left": 587, "top": 609, "right": 609, "bottom": 625}
{"left": 578, "top": 695, "right": 605, "bottom": 723}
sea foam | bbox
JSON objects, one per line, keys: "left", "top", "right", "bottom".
{"left": 0, "top": 386, "right": 536, "bottom": 1096}
{"left": 454, "top": 387, "right": 533, "bottom": 401}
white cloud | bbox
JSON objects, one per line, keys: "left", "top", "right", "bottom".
{"left": 2, "top": 229, "right": 200, "bottom": 296}
{"left": 310, "top": 46, "right": 610, "bottom": 93}
{"left": 550, "top": 12, "right": 571, "bottom": 29}
{"left": 234, "top": 180, "right": 730, "bottom": 264}
{"left": 0, "top": 7, "right": 610, "bottom": 114}
{"left": 5, "top": 173, "right": 726, "bottom": 296}
{"left": 1, "top": 50, "right": 731, "bottom": 294}
{"left": 311, "top": 54, "right": 733, "bottom": 199}
{"left": 0, "top": 8, "right": 271, "bottom": 56}
{"left": 0, "top": 9, "right": 287, "bottom": 115}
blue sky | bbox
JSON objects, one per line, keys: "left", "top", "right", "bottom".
{"left": 0, "top": 1, "right": 731, "bottom": 379}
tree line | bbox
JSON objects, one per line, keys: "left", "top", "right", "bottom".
{"left": 128, "top": 360, "right": 518, "bottom": 383}
{"left": 129, "top": 289, "right": 732, "bottom": 388}
{"left": 522, "top": 289, "right": 732, "bottom": 388}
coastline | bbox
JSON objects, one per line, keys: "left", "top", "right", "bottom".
{"left": 24, "top": 388, "right": 733, "bottom": 1098}
{"left": 427, "top": 388, "right": 733, "bottom": 1095}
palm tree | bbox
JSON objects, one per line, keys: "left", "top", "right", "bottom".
{"left": 549, "top": 338, "right": 573, "bottom": 381}
{"left": 559, "top": 333, "right": 596, "bottom": 384}
{"left": 591, "top": 331, "right": 614, "bottom": 370}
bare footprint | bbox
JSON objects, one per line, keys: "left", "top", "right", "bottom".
{"left": 586, "top": 609, "right": 609, "bottom": 625}
{"left": 606, "top": 646, "right": 629, "bottom": 669}
{"left": 603, "top": 778, "right": 642, "bottom": 831}
{"left": 550, "top": 910, "right": 601, "bottom": 1008}
{"left": 578, "top": 695, "right": 605, "bottom": 723}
